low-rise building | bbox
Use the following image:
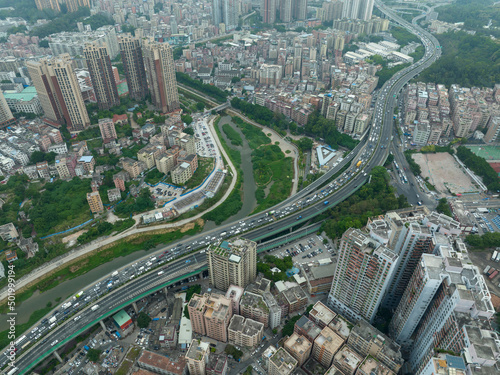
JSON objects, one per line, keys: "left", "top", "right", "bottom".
{"left": 78, "top": 155, "right": 95, "bottom": 173}
{"left": 309, "top": 302, "right": 336, "bottom": 328}
{"left": 240, "top": 291, "right": 269, "bottom": 328}
{"left": 186, "top": 339, "right": 209, "bottom": 375}
{"left": 294, "top": 315, "right": 322, "bottom": 344}
{"left": 122, "top": 157, "right": 145, "bottom": 179}
{"left": 206, "top": 353, "right": 229, "bottom": 375}
{"left": 284, "top": 332, "right": 312, "bottom": 366}
{"left": 137, "top": 351, "right": 187, "bottom": 375}
{"left": 332, "top": 345, "right": 364, "bottom": 375}
{"left": 228, "top": 315, "right": 264, "bottom": 348}
{"left": 87, "top": 191, "right": 104, "bottom": 213}
{"left": 302, "top": 263, "right": 336, "bottom": 294}
{"left": 357, "top": 356, "right": 395, "bottom": 375}
{"left": 268, "top": 347, "right": 298, "bottom": 375}
{"left": 347, "top": 320, "right": 403, "bottom": 374}
{"left": 107, "top": 187, "right": 121, "bottom": 202}
{"left": 172, "top": 162, "right": 193, "bottom": 185}
{"left": 313, "top": 326, "right": 345, "bottom": 368}
{"left": 225, "top": 285, "right": 244, "bottom": 315}
{"left": 0, "top": 223, "right": 18, "bottom": 242}
{"left": 280, "top": 285, "right": 308, "bottom": 314}
{"left": 159, "top": 325, "right": 177, "bottom": 349}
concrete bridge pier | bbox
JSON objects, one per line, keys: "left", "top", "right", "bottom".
{"left": 53, "top": 351, "right": 63, "bottom": 363}
{"left": 132, "top": 302, "right": 139, "bottom": 314}
{"left": 99, "top": 320, "right": 106, "bottom": 331}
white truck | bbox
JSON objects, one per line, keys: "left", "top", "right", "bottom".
{"left": 496, "top": 252, "right": 500, "bottom": 262}
{"left": 112, "top": 271, "right": 119, "bottom": 277}
{"left": 493, "top": 251, "right": 498, "bottom": 262}
{"left": 61, "top": 302, "right": 72, "bottom": 310}
{"left": 74, "top": 290, "right": 84, "bottom": 299}
{"left": 91, "top": 305, "right": 100, "bottom": 311}
{"left": 49, "top": 316, "right": 57, "bottom": 324}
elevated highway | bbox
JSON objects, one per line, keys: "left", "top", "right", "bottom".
{"left": 7, "top": 3, "right": 442, "bottom": 373}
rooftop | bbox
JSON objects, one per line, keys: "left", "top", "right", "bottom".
{"left": 186, "top": 339, "right": 209, "bottom": 362}
{"left": 3, "top": 86, "right": 37, "bottom": 102}
{"left": 112, "top": 309, "right": 132, "bottom": 327}
{"left": 334, "top": 345, "right": 364, "bottom": 373}
{"left": 284, "top": 332, "right": 312, "bottom": 355}
{"left": 309, "top": 302, "right": 336, "bottom": 326}
{"left": 358, "top": 356, "right": 395, "bottom": 375}
{"left": 315, "top": 326, "right": 344, "bottom": 353}
{"left": 229, "top": 315, "right": 264, "bottom": 336}
{"left": 270, "top": 347, "right": 298, "bottom": 373}
{"left": 138, "top": 351, "right": 186, "bottom": 375}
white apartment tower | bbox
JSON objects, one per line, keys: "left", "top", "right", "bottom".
{"left": 327, "top": 228, "right": 398, "bottom": 323}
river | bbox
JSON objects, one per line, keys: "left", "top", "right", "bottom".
{"left": 2, "top": 116, "right": 257, "bottom": 332}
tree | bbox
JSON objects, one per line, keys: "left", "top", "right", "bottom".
{"left": 39, "top": 39, "right": 49, "bottom": 48}
{"left": 87, "top": 348, "right": 101, "bottom": 362}
{"left": 181, "top": 114, "right": 193, "bottom": 125}
{"left": 231, "top": 76, "right": 241, "bottom": 84}
{"left": 137, "top": 312, "right": 151, "bottom": 328}
{"left": 282, "top": 316, "right": 301, "bottom": 337}
{"left": 184, "top": 305, "right": 190, "bottom": 319}
{"left": 436, "top": 198, "right": 453, "bottom": 217}
{"left": 183, "top": 127, "right": 194, "bottom": 135}
{"left": 224, "top": 344, "right": 243, "bottom": 360}
{"left": 196, "top": 102, "right": 205, "bottom": 111}
{"left": 305, "top": 304, "right": 314, "bottom": 315}
{"left": 297, "top": 137, "right": 313, "bottom": 151}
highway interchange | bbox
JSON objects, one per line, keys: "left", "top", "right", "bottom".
{"left": 4, "top": 4, "right": 442, "bottom": 374}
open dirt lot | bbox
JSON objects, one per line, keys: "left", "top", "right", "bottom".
{"left": 412, "top": 152, "right": 478, "bottom": 196}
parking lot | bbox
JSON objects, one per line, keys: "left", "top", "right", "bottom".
{"left": 149, "top": 183, "right": 184, "bottom": 201}
{"left": 264, "top": 234, "right": 336, "bottom": 266}
{"left": 193, "top": 117, "right": 217, "bottom": 158}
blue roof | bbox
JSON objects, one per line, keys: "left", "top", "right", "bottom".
{"left": 445, "top": 355, "right": 466, "bottom": 370}
{"left": 220, "top": 241, "right": 230, "bottom": 250}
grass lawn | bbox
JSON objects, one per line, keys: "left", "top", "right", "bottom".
{"left": 184, "top": 157, "right": 215, "bottom": 190}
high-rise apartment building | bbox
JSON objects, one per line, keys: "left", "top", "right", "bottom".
{"left": 98, "top": 118, "right": 117, "bottom": 143}
{"left": 212, "top": 0, "right": 223, "bottom": 26}
{"left": 0, "top": 90, "right": 15, "bottom": 129}
{"left": 292, "top": 0, "right": 308, "bottom": 21}
{"left": 187, "top": 293, "right": 233, "bottom": 342}
{"left": 322, "top": 1, "right": 344, "bottom": 21}
{"left": 389, "top": 253, "right": 445, "bottom": 349}
{"left": 404, "top": 245, "right": 494, "bottom": 373}
{"left": 341, "top": 0, "right": 374, "bottom": 21}
{"left": 142, "top": 39, "right": 180, "bottom": 114}
{"left": 186, "top": 339, "right": 209, "bottom": 375}
{"left": 35, "top": 0, "right": 60, "bottom": 12}
{"left": 119, "top": 34, "right": 148, "bottom": 101}
{"left": 208, "top": 238, "right": 257, "bottom": 291}
{"left": 35, "top": 0, "right": 89, "bottom": 13}
{"left": 327, "top": 228, "right": 398, "bottom": 322}
{"left": 222, "top": 0, "right": 239, "bottom": 30}
{"left": 312, "top": 326, "right": 345, "bottom": 368}
{"left": 280, "top": 0, "right": 292, "bottom": 22}
{"left": 27, "top": 54, "right": 90, "bottom": 132}
{"left": 484, "top": 116, "right": 500, "bottom": 143}
{"left": 87, "top": 191, "right": 104, "bottom": 213}
{"left": 84, "top": 43, "right": 119, "bottom": 110}
{"left": 366, "top": 213, "right": 437, "bottom": 310}
{"left": 260, "top": 0, "right": 276, "bottom": 24}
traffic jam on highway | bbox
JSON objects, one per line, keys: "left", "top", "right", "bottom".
{"left": 4, "top": 9, "right": 442, "bottom": 375}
